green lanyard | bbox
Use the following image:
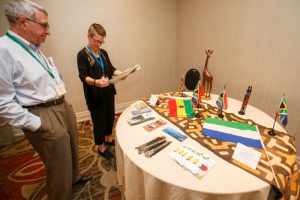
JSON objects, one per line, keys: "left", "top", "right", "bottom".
{"left": 6, "top": 32, "right": 55, "bottom": 79}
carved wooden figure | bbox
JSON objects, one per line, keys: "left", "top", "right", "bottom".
{"left": 202, "top": 50, "right": 213, "bottom": 99}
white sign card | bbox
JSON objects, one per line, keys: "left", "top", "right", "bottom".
{"left": 149, "top": 95, "right": 159, "bottom": 106}
{"left": 232, "top": 143, "right": 262, "bottom": 170}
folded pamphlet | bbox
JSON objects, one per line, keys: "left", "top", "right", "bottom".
{"left": 109, "top": 64, "right": 140, "bottom": 84}
{"left": 169, "top": 145, "right": 216, "bottom": 179}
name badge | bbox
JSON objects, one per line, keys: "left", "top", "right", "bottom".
{"left": 54, "top": 83, "right": 67, "bottom": 96}
{"left": 48, "top": 57, "right": 55, "bottom": 66}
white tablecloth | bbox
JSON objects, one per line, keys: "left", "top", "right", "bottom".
{"left": 115, "top": 93, "right": 283, "bottom": 200}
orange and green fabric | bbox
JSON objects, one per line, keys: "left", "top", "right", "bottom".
{"left": 169, "top": 97, "right": 195, "bottom": 118}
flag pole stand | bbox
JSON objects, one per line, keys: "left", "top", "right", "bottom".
{"left": 218, "top": 109, "right": 224, "bottom": 119}
{"left": 268, "top": 129, "right": 276, "bottom": 136}
{"left": 203, "top": 96, "right": 211, "bottom": 100}
{"left": 238, "top": 110, "right": 245, "bottom": 115}
{"left": 195, "top": 104, "right": 201, "bottom": 118}
{"left": 268, "top": 113, "right": 278, "bottom": 136}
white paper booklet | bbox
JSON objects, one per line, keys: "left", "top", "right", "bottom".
{"left": 169, "top": 145, "right": 216, "bottom": 179}
{"left": 109, "top": 64, "right": 141, "bottom": 84}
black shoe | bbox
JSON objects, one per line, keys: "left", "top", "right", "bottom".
{"left": 104, "top": 139, "right": 115, "bottom": 146}
{"left": 73, "top": 173, "right": 92, "bottom": 185}
{"left": 98, "top": 148, "right": 114, "bottom": 160}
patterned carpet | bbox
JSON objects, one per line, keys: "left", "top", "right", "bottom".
{"left": 0, "top": 117, "right": 123, "bottom": 200}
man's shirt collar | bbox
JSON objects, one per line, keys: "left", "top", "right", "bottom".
{"left": 7, "top": 30, "right": 41, "bottom": 51}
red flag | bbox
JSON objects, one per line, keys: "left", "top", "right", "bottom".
{"left": 179, "top": 74, "right": 185, "bottom": 92}
{"left": 179, "top": 78, "right": 185, "bottom": 92}
{"left": 197, "top": 82, "right": 204, "bottom": 104}
{"left": 223, "top": 91, "right": 228, "bottom": 109}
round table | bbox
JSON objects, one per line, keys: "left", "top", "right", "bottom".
{"left": 115, "top": 93, "right": 284, "bottom": 200}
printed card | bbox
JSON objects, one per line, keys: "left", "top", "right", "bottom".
{"left": 149, "top": 95, "right": 159, "bottom": 106}
{"left": 163, "top": 127, "right": 187, "bottom": 142}
{"left": 134, "top": 102, "right": 147, "bottom": 109}
{"left": 143, "top": 119, "right": 167, "bottom": 132}
{"left": 232, "top": 143, "right": 261, "bottom": 170}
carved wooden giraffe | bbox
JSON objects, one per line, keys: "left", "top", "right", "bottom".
{"left": 202, "top": 50, "right": 213, "bottom": 99}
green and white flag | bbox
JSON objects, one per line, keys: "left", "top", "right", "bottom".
{"left": 202, "top": 118, "right": 263, "bottom": 149}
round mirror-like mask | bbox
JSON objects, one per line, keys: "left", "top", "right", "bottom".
{"left": 185, "top": 69, "right": 201, "bottom": 90}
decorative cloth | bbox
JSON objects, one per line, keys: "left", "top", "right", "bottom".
{"left": 143, "top": 92, "right": 299, "bottom": 200}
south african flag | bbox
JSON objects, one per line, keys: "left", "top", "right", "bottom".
{"left": 216, "top": 89, "right": 228, "bottom": 110}
{"left": 277, "top": 96, "right": 288, "bottom": 127}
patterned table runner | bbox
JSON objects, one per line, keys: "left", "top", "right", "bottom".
{"left": 142, "top": 92, "right": 299, "bottom": 200}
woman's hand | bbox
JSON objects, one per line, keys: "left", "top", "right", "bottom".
{"left": 95, "top": 76, "right": 109, "bottom": 88}
{"left": 114, "top": 70, "right": 127, "bottom": 80}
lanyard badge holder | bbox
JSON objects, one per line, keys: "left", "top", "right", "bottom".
{"left": 6, "top": 32, "right": 67, "bottom": 97}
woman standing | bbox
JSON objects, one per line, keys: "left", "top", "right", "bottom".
{"left": 77, "top": 23, "right": 123, "bottom": 160}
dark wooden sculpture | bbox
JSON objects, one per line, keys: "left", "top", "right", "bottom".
{"left": 238, "top": 86, "right": 252, "bottom": 115}
{"left": 202, "top": 50, "right": 213, "bottom": 99}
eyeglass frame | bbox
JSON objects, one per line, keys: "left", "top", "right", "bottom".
{"left": 24, "top": 17, "right": 50, "bottom": 30}
{"left": 90, "top": 35, "right": 105, "bottom": 45}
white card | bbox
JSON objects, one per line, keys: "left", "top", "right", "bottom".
{"left": 149, "top": 95, "right": 158, "bottom": 106}
{"left": 232, "top": 143, "right": 261, "bottom": 170}
{"left": 54, "top": 83, "right": 67, "bottom": 96}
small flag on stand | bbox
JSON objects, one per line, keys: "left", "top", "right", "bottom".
{"left": 192, "top": 80, "right": 204, "bottom": 105}
{"left": 216, "top": 89, "right": 228, "bottom": 110}
{"left": 268, "top": 94, "right": 288, "bottom": 136}
{"left": 277, "top": 95, "right": 288, "bottom": 127}
{"left": 169, "top": 97, "right": 195, "bottom": 118}
{"left": 179, "top": 74, "right": 185, "bottom": 93}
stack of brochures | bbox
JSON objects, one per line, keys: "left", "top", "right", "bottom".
{"left": 131, "top": 107, "right": 152, "bottom": 115}
{"left": 169, "top": 145, "right": 216, "bottom": 179}
{"left": 127, "top": 113, "right": 155, "bottom": 126}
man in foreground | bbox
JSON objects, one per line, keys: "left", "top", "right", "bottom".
{"left": 0, "top": 0, "right": 91, "bottom": 199}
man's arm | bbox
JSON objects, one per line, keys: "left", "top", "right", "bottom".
{"left": 0, "top": 56, "right": 41, "bottom": 132}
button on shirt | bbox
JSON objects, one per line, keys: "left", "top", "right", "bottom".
{"left": 0, "top": 30, "right": 64, "bottom": 131}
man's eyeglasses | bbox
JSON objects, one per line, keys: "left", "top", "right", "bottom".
{"left": 91, "top": 36, "right": 105, "bottom": 45}
{"left": 25, "top": 18, "right": 50, "bottom": 30}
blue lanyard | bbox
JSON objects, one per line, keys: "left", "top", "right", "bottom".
{"left": 86, "top": 46, "right": 104, "bottom": 74}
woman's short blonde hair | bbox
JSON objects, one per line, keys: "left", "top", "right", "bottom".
{"left": 88, "top": 23, "right": 106, "bottom": 37}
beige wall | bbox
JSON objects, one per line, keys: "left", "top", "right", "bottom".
{"left": 1, "top": 0, "right": 299, "bottom": 156}
{"left": 176, "top": 0, "right": 300, "bottom": 155}
{"left": 0, "top": 0, "right": 177, "bottom": 113}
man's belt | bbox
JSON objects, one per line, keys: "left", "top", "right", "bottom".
{"left": 23, "top": 96, "right": 64, "bottom": 109}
